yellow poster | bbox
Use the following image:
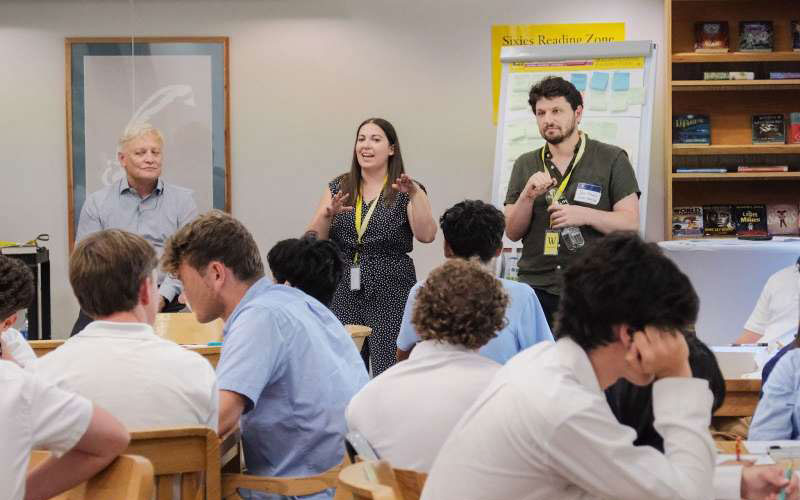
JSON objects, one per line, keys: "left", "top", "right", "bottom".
{"left": 491, "top": 23, "right": 625, "bottom": 123}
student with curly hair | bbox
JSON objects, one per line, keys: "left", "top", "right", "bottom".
{"left": 396, "top": 199, "right": 552, "bottom": 364}
{"left": 346, "top": 259, "right": 507, "bottom": 471}
{"left": 0, "top": 255, "right": 37, "bottom": 367}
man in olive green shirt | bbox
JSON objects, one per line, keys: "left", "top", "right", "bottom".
{"left": 504, "top": 76, "right": 640, "bottom": 327}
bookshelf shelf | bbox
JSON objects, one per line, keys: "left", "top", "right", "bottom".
{"left": 665, "top": 0, "right": 800, "bottom": 239}
{"left": 672, "top": 80, "right": 800, "bottom": 91}
{"left": 672, "top": 51, "right": 800, "bottom": 63}
{"left": 672, "top": 144, "right": 800, "bottom": 155}
{"left": 672, "top": 172, "right": 800, "bottom": 181}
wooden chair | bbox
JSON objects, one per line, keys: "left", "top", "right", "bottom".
{"left": 125, "top": 426, "right": 226, "bottom": 500}
{"left": 222, "top": 456, "right": 350, "bottom": 500}
{"left": 346, "top": 324, "right": 372, "bottom": 352}
{"left": 29, "top": 339, "right": 64, "bottom": 358}
{"left": 29, "top": 451, "right": 154, "bottom": 500}
{"left": 337, "top": 460, "right": 429, "bottom": 500}
{"left": 153, "top": 313, "right": 224, "bottom": 345}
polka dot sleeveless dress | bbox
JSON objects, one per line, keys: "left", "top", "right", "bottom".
{"left": 328, "top": 176, "right": 417, "bottom": 376}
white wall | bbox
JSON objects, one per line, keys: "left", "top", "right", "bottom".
{"left": 0, "top": 0, "right": 665, "bottom": 338}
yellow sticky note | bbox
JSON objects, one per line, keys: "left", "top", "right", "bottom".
{"left": 627, "top": 87, "right": 646, "bottom": 105}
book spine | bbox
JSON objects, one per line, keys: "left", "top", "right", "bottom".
{"left": 790, "top": 113, "right": 800, "bottom": 145}
{"left": 737, "top": 166, "right": 789, "bottom": 172}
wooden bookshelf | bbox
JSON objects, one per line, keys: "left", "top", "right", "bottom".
{"left": 672, "top": 80, "right": 800, "bottom": 91}
{"left": 665, "top": 0, "right": 800, "bottom": 239}
{"left": 673, "top": 144, "right": 800, "bottom": 155}
{"left": 672, "top": 51, "right": 800, "bottom": 63}
{"left": 673, "top": 172, "right": 800, "bottom": 181}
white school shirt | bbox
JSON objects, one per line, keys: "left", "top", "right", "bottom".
{"left": 1, "top": 360, "right": 92, "bottom": 500}
{"left": 422, "top": 337, "right": 729, "bottom": 500}
{"left": 31, "top": 321, "right": 219, "bottom": 431}
{"left": 744, "top": 265, "right": 799, "bottom": 343}
{"left": 346, "top": 340, "right": 500, "bottom": 471}
{"left": 1, "top": 328, "right": 36, "bottom": 367}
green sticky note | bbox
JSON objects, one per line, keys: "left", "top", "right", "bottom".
{"left": 610, "top": 91, "right": 629, "bottom": 112}
{"left": 627, "top": 87, "right": 646, "bottom": 105}
{"left": 588, "top": 90, "right": 607, "bottom": 111}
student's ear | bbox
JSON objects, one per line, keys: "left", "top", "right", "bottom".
{"left": 138, "top": 278, "right": 153, "bottom": 306}
{"left": 1, "top": 312, "right": 18, "bottom": 333}
{"left": 616, "top": 324, "right": 635, "bottom": 348}
{"left": 208, "top": 261, "right": 227, "bottom": 289}
{"left": 443, "top": 241, "right": 454, "bottom": 258}
{"left": 494, "top": 246, "right": 503, "bottom": 258}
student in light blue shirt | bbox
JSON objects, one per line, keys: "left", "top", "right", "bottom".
{"left": 750, "top": 335, "right": 800, "bottom": 440}
{"left": 397, "top": 200, "right": 553, "bottom": 364}
{"left": 163, "top": 211, "right": 368, "bottom": 500}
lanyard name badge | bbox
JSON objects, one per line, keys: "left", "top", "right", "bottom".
{"left": 351, "top": 179, "right": 386, "bottom": 290}
{"left": 543, "top": 135, "right": 586, "bottom": 257}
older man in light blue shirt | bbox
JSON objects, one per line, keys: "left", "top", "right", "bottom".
{"left": 397, "top": 200, "right": 553, "bottom": 364}
{"left": 162, "top": 210, "right": 368, "bottom": 500}
{"left": 72, "top": 124, "right": 197, "bottom": 335}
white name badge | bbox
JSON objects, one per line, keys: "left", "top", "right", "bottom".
{"left": 350, "top": 265, "right": 361, "bottom": 291}
{"left": 574, "top": 183, "right": 602, "bottom": 205}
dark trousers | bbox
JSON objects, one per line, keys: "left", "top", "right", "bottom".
{"left": 69, "top": 295, "right": 185, "bottom": 336}
{"left": 531, "top": 287, "right": 560, "bottom": 332}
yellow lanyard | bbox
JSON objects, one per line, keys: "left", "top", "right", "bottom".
{"left": 353, "top": 178, "right": 387, "bottom": 264}
{"left": 542, "top": 133, "right": 587, "bottom": 203}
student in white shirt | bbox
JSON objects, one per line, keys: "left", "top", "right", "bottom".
{"left": 32, "top": 229, "right": 218, "bottom": 431}
{"left": 1, "top": 360, "right": 130, "bottom": 500}
{"left": 423, "top": 232, "right": 797, "bottom": 500}
{"left": 737, "top": 261, "right": 799, "bottom": 344}
{"left": 347, "top": 259, "right": 506, "bottom": 471}
{"left": 0, "top": 255, "right": 37, "bottom": 367}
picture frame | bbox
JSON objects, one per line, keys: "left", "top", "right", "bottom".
{"left": 65, "top": 36, "right": 231, "bottom": 249}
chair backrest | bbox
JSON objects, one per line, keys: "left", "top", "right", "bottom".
{"left": 126, "top": 426, "right": 221, "bottom": 500}
{"left": 29, "top": 451, "right": 154, "bottom": 500}
{"left": 346, "top": 324, "right": 372, "bottom": 352}
{"left": 337, "top": 460, "right": 426, "bottom": 500}
{"left": 29, "top": 339, "right": 65, "bottom": 358}
{"left": 153, "top": 313, "right": 224, "bottom": 345}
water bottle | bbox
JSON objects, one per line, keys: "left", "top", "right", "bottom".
{"left": 546, "top": 188, "right": 585, "bottom": 253}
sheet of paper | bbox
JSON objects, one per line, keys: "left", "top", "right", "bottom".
{"left": 745, "top": 441, "right": 800, "bottom": 454}
{"left": 612, "top": 71, "right": 631, "bottom": 91}
{"left": 587, "top": 90, "right": 607, "bottom": 111}
{"left": 570, "top": 73, "right": 588, "bottom": 92}
{"left": 610, "top": 91, "right": 629, "bottom": 112}
{"left": 581, "top": 121, "right": 618, "bottom": 144}
{"left": 627, "top": 87, "right": 646, "bottom": 105}
{"left": 590, "top": 72, "right": 609, "bottom": 91}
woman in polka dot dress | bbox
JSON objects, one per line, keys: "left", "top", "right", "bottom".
{"left": 307, "top": 118, "right": 437, "bottom": 376}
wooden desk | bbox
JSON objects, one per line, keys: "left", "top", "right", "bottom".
{"left": 716, "top": 379, "right": 761, "bottom": 417}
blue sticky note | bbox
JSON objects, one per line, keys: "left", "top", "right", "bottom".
{"left": 590, "top": 72, "right": 609, "bottom": 91}
{"left": 570, "top": 73, "right": 588, "bottom": 92}
{"left": 612, "top": 72, "right": 630, "bottom": 91}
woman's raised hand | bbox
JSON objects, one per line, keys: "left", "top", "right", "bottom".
{"left": 326, "top": 191, "right": 353, "bottom": 218}
{"left": 391, "top": 174, "right": 418, "bottom": 195}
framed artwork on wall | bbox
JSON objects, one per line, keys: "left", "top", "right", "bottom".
{"left": 65, "top": 36, "right": 230, "bottom": 249}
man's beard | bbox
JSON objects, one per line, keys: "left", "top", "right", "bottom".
{"left": 543, "top": 120, "right": 576, "bottom": 145}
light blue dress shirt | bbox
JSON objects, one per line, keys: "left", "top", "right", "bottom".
{"left": 396, "top": 277, "right": 554, "bottom": 364}
{"left": 216, "top": 279, "right": 369, "bottom": 500}
{"left": 750, "top": 348, "right": 800, "bottom": 440}
{"left": 76, "top": 177, "right": 197, "bottom": 300}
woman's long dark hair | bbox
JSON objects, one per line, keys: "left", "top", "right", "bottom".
{"left": 337, "top": 118, "right": 405, "bottom": 208}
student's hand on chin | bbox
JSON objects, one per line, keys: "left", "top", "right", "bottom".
{"left": 631, "top": 326, "right": 691, "bottom": 379}
{"left": 740, "top": 465, "right": 798, "bottom": 500}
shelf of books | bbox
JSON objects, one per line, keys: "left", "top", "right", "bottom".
{"left": 665, "top": 0, "right": 800, "bottom": 239}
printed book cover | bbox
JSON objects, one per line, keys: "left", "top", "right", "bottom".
{"left": 703, "top": 205, "right": 735, "bottom": 236}
{"left": 752, "top": 114, "right": 785, "bottom": 144}
{"left": 735, "top": 205, "right": 768, "bottom": 236}
{"left": 789, "top": 113, "right": 800, "bottom": 144}
{"left": 739, "top": 21, "right": 774, "bottom": 52}
{"left": 672, "top": 206, "right": 704, "bottom": 238}
{"left": 767, "top": 204, "right": 799, "bottom": 236}
{"left": 673, "top": 114, "right": 711, "bottom": 145}
{"left": 694, "top": 22, "right": 730, "bottom": 52}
